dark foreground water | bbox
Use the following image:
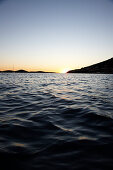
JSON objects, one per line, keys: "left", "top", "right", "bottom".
{"left": 0, "top": 73, "right": 113, "bottom": 170}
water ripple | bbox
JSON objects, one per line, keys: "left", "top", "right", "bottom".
{"left": 0, "top": 73, "right": 113, "bottom": 169}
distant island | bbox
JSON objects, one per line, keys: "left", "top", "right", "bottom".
{"left": 0, "top": 69, "right": 55, "bottom": 73}
{"left": 68, "top": 57, "right": 113, "bottom": 74}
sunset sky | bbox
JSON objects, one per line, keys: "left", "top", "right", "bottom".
{"left": 0, "top": 0, "right": 113, "bottom": 72}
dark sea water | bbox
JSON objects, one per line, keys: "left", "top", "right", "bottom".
{"left": 0, "top": 73, "right": 113, "bottom": 170}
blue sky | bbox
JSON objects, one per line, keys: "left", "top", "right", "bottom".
{"left": 0, "top": 0, "right": 113, "bottom": 72}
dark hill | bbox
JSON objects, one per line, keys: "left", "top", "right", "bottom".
{"left": 68, "top": 58, "right": 113, "bottom": 74}
{"left": 16, "top": 70, "right": 28, "bottom": 73}
{"left": 2, "top": 70, "right": 14, "bottom": 73}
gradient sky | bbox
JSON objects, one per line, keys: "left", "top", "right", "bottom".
{"left": 0, "top": 0, "right": 113, "bottom": 72}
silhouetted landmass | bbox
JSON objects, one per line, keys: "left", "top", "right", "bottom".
{"left": 0, "top": 70, "right": 55, "bottom": 73}
{"left": 0, "top": 69, "right": 28, "bottom": 73}
{"left": 68, "top": 58, "right": 113, "bottom": 74}
{"left": 1, "top": 70, "right": 14, "bottom": 73}
{"left": 16, "top": 70, "right": 28, "bottom": 73}
{"left": 31, "top": 71, "right": 55, "bottom": 73}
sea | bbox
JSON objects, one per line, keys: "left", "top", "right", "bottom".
{"left": 0, "top": 73, "right": 113, "bottom": 170}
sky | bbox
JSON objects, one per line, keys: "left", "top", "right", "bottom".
{"left": 0, "top": 0, "right": 113, "bottom": 73}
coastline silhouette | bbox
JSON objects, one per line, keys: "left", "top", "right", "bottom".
{"left": 0, "top": 69, "right": 56, "bottom": 73}
{"left": 68, "top": 57, "right": 113, "bottom": 74}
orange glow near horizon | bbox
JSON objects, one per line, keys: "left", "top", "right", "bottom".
{"left": 0, "top": 66, "right": 61, "bottom": 73}
{"left": 0, "top": 66, "right": 73, "bottom": 73}
{"left": 60, "top": 68, "right": 71, "bottom": 73}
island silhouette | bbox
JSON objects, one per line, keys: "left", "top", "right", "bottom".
{"left": 0, "top": 69, "right": 55, "bottom": 73}
{"left": 68, "top": 57, "right": 113, "bottom": 74}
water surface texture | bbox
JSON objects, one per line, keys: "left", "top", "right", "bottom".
{"left": 0, "top": 73, "right": 113, "bottom": 170}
